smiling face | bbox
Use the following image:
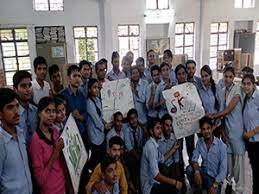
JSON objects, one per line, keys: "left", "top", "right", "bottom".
{"left": 200, "top": 122, "right": 213, "bottom": 141}
{"left": 186, "top": 63, "right": 196, "bottom": 79}
{"left": 224, "top": 71, "right": 235, "bottom": 88}
{"left": 242, "top": 77, "right": 255, "bottom": 96}
{"left": 0, "top": 99, "right": 20, "bottom": 126}
{"left": 176, "top": 67, "right": 187, "bottom": 84}
{"left": 148, "top": 51, "right": 156, "bottom": 66}
{"left": 89, "top": 81, "right": 100, "bottom": 98}
{"left": 201, "top": 70, "right": 211, "bottom": 87}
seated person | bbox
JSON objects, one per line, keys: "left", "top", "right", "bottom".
{"left": 86, "top": 136, "right": 128, "bottom": 194}
{"left": 186, "top": 116, "right": 227, "bottom": 194}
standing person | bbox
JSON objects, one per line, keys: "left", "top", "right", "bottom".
{"left": 130, "top": 66, "right": 148, "bottom": 125}
{"left": 210, "top": 67, "right": 245, "bottom": 194}
{"left": 126, "top": 51, "right": 134, "bottom": 67}
{"left": 31, "top": 56, "right": 51, "bottom": 104}
{"left": 48, "top": 64, "right": 64, "bottom": 96}
{"left": 0, "top": 88, "right": 32, "bottom": 194}
{"left": 13, "top": 70, "right": 38, "bottom": 145}
{"left": 163, "top": 49, "right": 177, "bottom": 85}
{"left": 95, "top": 60, "right": 108, "bottom": 89}
{"left": 186, "top": 116, "right": 227, "bottom": 194}
{"left": 86, "top": 78, "right": 106, "bottom": 169}
{"left": 136, "top": 57, "right": 145, "bottom": 79}
{"left": 242, "top": 74, "right": 259, "bottom": 194}
{"left": 53, "top": 94, "right": 67, "bottom": 134}
{"left": 121, "top": 56, "right": 131, "bottom": 78}
{"left": 106, "top": 51, "right": 126, "bottom": 81}
{"left": 144, "top": 50, "right": 156, "bottom": 83}
{"left": 79, "top": 60, "right": 92, "bottom": 99}
{"left": 186, "top": 60, "right": 202, "bottom": 90}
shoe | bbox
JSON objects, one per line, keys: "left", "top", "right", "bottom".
{"left": 225, "top": 184, "right": 232, "bottom": 194}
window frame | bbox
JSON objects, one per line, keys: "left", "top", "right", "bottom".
{"left": 34, "top": 0, "right": 64, "bottom": 11}
{"left": 146, "top": 0, "right": 169, "bottom": 10}
{"left": 234, "top": 0, "right": 255, "bottom": 8}
{"left": 255, "top": 21, "right": 259, "bottom": 65}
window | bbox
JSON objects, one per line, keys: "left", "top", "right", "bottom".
{"left": 34, "top": 0, "right": 64, "bottom": 11}
{"left": 146, "top": 0, "right": 169, "bottom": 9}
{"left": 175, "top": 22, "right": 195, "bottom": 59}
{"left": 255, "top": 22, "right": 259, "bottom": 65}
{"left": 74, "top": 26, "right": 98, "bottom": 63}
{"left": 234, "top": 0, "right": 255, "bottom": 8}
{"left": 0, "top": 28, "right": 31, "bottom": 86}
{"left": 209, "top": 22, "right": 228, "bottom": 69}
{"left": 118, "top": 25, "right": 140, "bottom": 61}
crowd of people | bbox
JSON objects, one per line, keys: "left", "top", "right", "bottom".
{"left": 0, "top": 49, "right": 259, "bottom": 194}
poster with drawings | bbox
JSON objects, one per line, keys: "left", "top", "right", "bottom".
{"left": 101, "top": 78, "right": 134, "bottom": 122}
{"left": 162, "top": 82, "right": 205, "bottom": 139}
{"left": 61, "top": 114, "right": 88, "bottom": 193}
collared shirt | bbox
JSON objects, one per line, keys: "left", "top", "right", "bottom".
{"left": 0, "top": 126, "right": 32, "bottom": 194}
{"left": 140, "top": 137, "right": 164, "bottom": 194}
{"left": 32, "top": 79, "right": 50, "bottom": 104}
{"left": 92, "top": 180, "right": 120, "bottom": 194}
{"left": 132, "top": 79, "right": 148, "bottom": 124}
{"left": 17, "top": 103, "right": 38, "bottom": 145}
{"left": 158, "top": 133, "right": 180, "bottom": 166}
{"left": 86, "top": 97, "right": 105, "bottom": 145}
{"left": 144, "top": 67, "right": 153, "bottom": 83}
{"left": 191, "top": 137, "right": 227, "bottom": 183}
{"left": 145, "top": 82, "right": 160, "bottom": 118}
{"left": 106, "top": 69, "right": 126, "bottom": 81}
{"left": 79, "top": 78, "right": 89, "bottom": 99}
{"left": 188, "top": 75, "right": 202, "bottom": 90}
{"left": 124, "top": 123, "right": 145, "bottom": 152}
{"left": 169, "top": 69, "right": 177, "bottom": 86}
{"left": 60, "top": 86, "right": 87, "bottom": 135}
{"left": 106, "top": 127, "right": 126, "bottom": 148}
{"left": 243, "top": 89, "right": 259, "bottom": 142}
{"left": 29, "top": 127, "right": 66, "bottom": 194}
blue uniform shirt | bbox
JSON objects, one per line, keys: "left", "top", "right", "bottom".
{"left": 79, "top": 78, "right": 89, "bottom": 99}
{"left": 144, "top": 67, "right": 153, "bottom": 83}
{"left": 92, "top": 180, "right": 120, "bottom": 194}
{"left": 145, "top": 82, "right": 160, "bottom": 118}
{"left": 106, "top": 127, "right": 126, "bottom": 148}
{"left": 124, "top": 123, "right": 145, "bottom": 152}
{"left": 106, "top": 69, "right": 126, "bottom": 81}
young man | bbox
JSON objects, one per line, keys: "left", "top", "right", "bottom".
{"left": 31, "top": 56, "right": 51, "bottom": 104}
{"left": 163, "top": 49, "right": 177, "bottom": 85}
{"left": 106, "top": 51, "right": 126, "bottom": 81}
{"left": 0, "top": 88, "right": 32, "bottom": 194}
{"left": 13, "top": 70, "right": 38, "bottom": 145}
{"left": 48, "top": 64, "right": 64, "bottom": 96}
{"left": 136, "top": 57, "right": 145, "bottom": 79}
{"left": 144, "top": 50, "right": 156, "bottom": 83}
{"left": 79, "top": 60, "right": 92, "bottom": 98}
{"left": 95, "top": 59, "right": 108, "bottom": 89}
{"left": 60, "top": 65, "right": 87, "bottom": 140}
{"left": 92, "top": 156, "right": 120, "bottom": 194}
{"left": 140, "top": 118, "right": 182, "bottom": 194}
{"left": 86, "top": 136, "right": 128, "bottom": 194}
{"left": 126, "top": 51, "right": 134, "bottom": 67}
{"left": 186, "top": 60, "right": 202, "bottom": 90}
{"left": 186, "top": 116, "right": 227, "bottom": 194}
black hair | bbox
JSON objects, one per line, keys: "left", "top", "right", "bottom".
{"left": 88, "top": 78, "right": 99, "bottom": 94}
{"left": 95, "top": 60, "right": 106, "bottom": 72}
{"left": 151, "top": 65, "right": 160, "bottom": 76}
{"left": 79, "top": 60, "right": 92, "bottom": 70}
{"left": 175, "top": 64, "right": 187, "bottom": 75}
{"left": 100, "top": 58, "right": 108, "bottom": 65}
{"left": 113, "top": 111, "right": 123, "bottom": 121}
{"left": 100, "top": 155, "right": 116, "bottom": 173}
{"left": 241, "top": 66, "right": 254, "bottom": 74}
{"left": 147, "top": 117, "right": 161, "bottom": 134}
{"left": 163, "top": 49, "right": 173, "bottom": 58}
{"left": 126, "top": 51, "right": 134, "bottom": 56}
{"left": 130, "top": 65, "right": 140, "bottom": 75}
{"left": 0, "top": 88, "right": 19, "bottom": 112}
{"left": 37, "top": 97, "right": 55, "bottom": 114}
{"left": 200, "top": 65, "right": 219, "bottom": 110}
{"left": 223, "top": 66, "right": 235, "bottom": 76}
{"left": 199, "top": 116, "right": 213, "bottom": 129}
{"left": 161, "top": 113, "right": 172, "bottom": 124}
{"left": 185, "top": 60, "right": 196, "bottom": 67}
{"left": 67, "top": 65, "right": 80, "bottom": 76}
{"left": 127, "top": 108, "right": 138, "bottom": 120}
{"left": 53, "top": 94, "right": 67, "bottom": 108}
{"left": 111, "top": 51, "right": 120, "bottom": 63}
{"left": 33, "top": 56, "right": 47, "bottom": 71}
{"left": 108, "top": 136, "right": 124, "bottom": 149}
{"left": 13, "top": 70, "right": 32, "bottom": 88}
{"left": 136, "top": 57, "right": 144, "bottom": 65}
{"left": 48, "top": 64, "right": 60, "bottom": 79}
{"left": 242, "top": 74, "right": 256, "bottom": 85}
{"left": 160, "top": 62, "right": 170, "bottom": 71}
{"left": 147, "top": 49, "right": 155, "bottom": 56}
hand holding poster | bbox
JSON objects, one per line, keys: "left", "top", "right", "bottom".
{"left": 61, "top": 114, "right": 88, "bottom": 193}
{"left": 162, "top": 82, "right": 205, "bottom": 139}
{"left": 101, "top": 78, "right": 134, "bottom": 122}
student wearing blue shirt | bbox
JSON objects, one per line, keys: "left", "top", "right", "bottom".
{"left": 48, "top": 64, "right": 64, "bottom": 96}
{"left": 13, "top": 70, "right": 38, "bottom": 145}
{"left": 106, "top": 51, "right": 126, "bottom": 81}
{"left": 79, "top": 60, "right": 92, "bottom": 99}
{"left": 186, "top": 60, "right": 202, "bottom": 90}
{"left": 210, "top": 67, "right": 245, "bottom": 194}
{"left": 144, "top": 50, "right": 156, "bottom": 83}
{"left": 130, "top": 66, "right": 148, "bottom": 125}
{"left": 140, "top": 118, "right": 182, "bottom": 194}
{"left": 241, "top": 74, "right": 259, "bottom": 194}
{"left": 0, "top": 88, "right": 32, "bottom": 194}
{"left": 136, "top": 57, "right": 146, "bottom": 80}
{"left": 186, "top": 116, "right": 227, "bottom": 194}
{"left": 162, "top": 49, "right": 177, "bottom": 85}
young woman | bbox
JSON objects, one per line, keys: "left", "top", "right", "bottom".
{"left": 241, "top": 74, "right": 259, "bottom": 194}
{"left": 29, "top": 97, "right": 70, "bottom": 194}
{"left": 53, "top": 94, "right": 67, "bottom": 134}
{"left": 210, "top": 67, "right": 245, "bottom": 194}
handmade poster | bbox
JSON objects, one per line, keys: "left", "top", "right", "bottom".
{"left": 162, "top": 82, "right": 205, "bottom": 139}
{"left": 61, "top": 114, "right": 88, "bottom": 193}
{"left": 101, "top": 78, "right": 134, "bottom": 122}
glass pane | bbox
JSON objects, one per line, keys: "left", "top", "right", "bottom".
{"left": 0, "top": 30, "right": 13, "bottom": 41}
{"left": 210, "top": 46, "right": 218, "bottom": 58}
{"left": 175, "top": 23, "right": 184, "bottom": 34}
{"left": 94, "top": 52, "right": 98, "bottom": 62}
{"left": 210, "top": 34, "right": 218, "bottom": 46}
{"left": 34, "top": 0, "right": 49, "bottom": 11}
{"left": 4, "top": 58, "right": 17, "bottom": 71}
{"left": 185, "top": 47, "right": 193, "bottom": 58}
{"left": 209, "top": 58, "right": 217, "bottom": 70}
{"left": 211, "top": 23, "right": 219, "bottom": 33}
{"left": 175, "top": 35, "right": 183, "bottom": 47}
{"left": 129, "top": 37, "right": 139, "bottom": 50}
{"left": 15, "top": 29, "right": 28, "bottom": 40}
{"left": 244, "top": 0, "right": 254, "bottom": 8}
{"left": 129, "top": 25, "right": 139, "bottom": 36}
{"left": 218, "top": 45, "right": 227, "bottom": 51}
{"left": 219, "top": 33, "right": 227, "bottom": 45}
{"left": 86, "top": 50, "right": 95, "bottom": 62}
{"left": 118, "top": 26, "right": 128, "bottom": 36}
{"left": 50, "top": 0, "right": 64, "bottom": 11}
{"left": 146, "top": 0, "right": 157, "bottom": 9}
{"left": 75, "top": 39, "right": 87, "bottom": 62}
{"left": 87, "top": 27, "right": 97, "bottom": 38}
{"left": 2, "top": 43, "right": 15, "bottom": 57}
{"left": 219, "top": 23, "right": 228, "bottom": 32}
{"left": 185, "top": 34, "right": 193, "bottom": 46}
{"left": 158, "top": 0, "right": 169, "bottom": 9}
{"left": 87, "top": 39, "right": 98, "bottom": 52}
{"left": 18, "top": 57, "right": 31, "bottom": 70}
{"left": 185, "top": 23, "right": 194, "bottom": 33}
{"left": 119, "top": 37, "right": 129, "bottom": 57}
{"left": 132, "top": 50, "right": 139, "bottom": 61}
{"left": 234, "top": 0, "right": 242, "bottom": 8}
{"left": 5, "top": 72, "right": 16, "bottom": 86}
{"left": 16, "top": 42, "right": 29, "bottom": 56}
{"left": 175, "top": 47, "right": 183, "bottom": 55}
{"left": 74, "top": 27, "right": 85, "bottom": 38}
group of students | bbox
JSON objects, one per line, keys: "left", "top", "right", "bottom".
{"left": 0, "top": 49, "right": 259, "bottom": 194}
